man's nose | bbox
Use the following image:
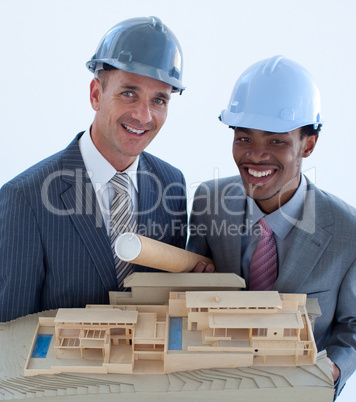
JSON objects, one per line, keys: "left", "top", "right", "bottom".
{"left": 131, "top": 101, "right": 152, "bottom": 124}
{"left": 245, "top": 144, "right": 270, "bottom": 162}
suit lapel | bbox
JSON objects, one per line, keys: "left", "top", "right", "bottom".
{"left": 59, "top": 135, "right": 117, "bottom": 290}
{"left": 136, "top": 153, "right": 168, "bottom": 240}
{"left": 275, "top": 181, "right": 333, "bottom": 292}
{"left": 136, "top": 153, "right": 153, "bottom": 231}
{"left": 219, "top": 178, "right": 246, "bottom": 275}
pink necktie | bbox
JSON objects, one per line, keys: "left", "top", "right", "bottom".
{"left": 249, "top": 218, "right": 277, "bottom": 291}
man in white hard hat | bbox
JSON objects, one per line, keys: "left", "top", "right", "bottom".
{"left": 0, "top": 17, "right": 211, "bottom": 323}
{"left": 187, "top": 55, "right": 356, "bottom": 398}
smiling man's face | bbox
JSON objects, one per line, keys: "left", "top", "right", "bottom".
{"left": 232, "top": 127, "right": 318, "bottom": 213}
{"left": 90, "top": 69, "right": 172, "bottom": 171}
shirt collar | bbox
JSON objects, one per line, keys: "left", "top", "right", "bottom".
{"left": 246, "top": 174, "right": 307, "bottom": 239}
{"left": 78, "top": 127, "right": 139, "bottom": 192}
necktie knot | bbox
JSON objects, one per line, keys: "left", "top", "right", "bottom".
{"left": 110, "top": 173, "right": 129, "bottom": 194}
{"left": 259, "top": 217, "right": 273, "bottom": 237}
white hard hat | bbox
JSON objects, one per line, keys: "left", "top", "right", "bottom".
{"left": 220, "top": 55, "right": 322, "bottom": 132}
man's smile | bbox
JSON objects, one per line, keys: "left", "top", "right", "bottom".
{"left": 122, "top": 124, "right": 147, "bottom": 135}
{"left": 247, "top": 168, "right": 274, "bottom": 178}
{"left": 239, "top": 165, "right": 279, "bottom": 186}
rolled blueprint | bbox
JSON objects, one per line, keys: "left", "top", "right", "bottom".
{"left": 115, "top": 233, "right": 213, "bottom": 272}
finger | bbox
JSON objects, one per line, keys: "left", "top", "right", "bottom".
{"left": 191, "top": 262, "right": 207, "bottom": 272}
{"left": 204, "top": 263, "right": 216, "bottom": 273}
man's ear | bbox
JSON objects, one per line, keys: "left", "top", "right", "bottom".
{"left": 303, "top": 134, "right": 319, "bottom": 158}
{"left": 89, "top": 78, "right": 102, "bottom": 111}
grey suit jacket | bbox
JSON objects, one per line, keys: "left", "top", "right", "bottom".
{"left": 0, "top": 133, "right": 187, "bottom": 322}
{"left": 187, "top": 175, "right": 356, "bottom": 396}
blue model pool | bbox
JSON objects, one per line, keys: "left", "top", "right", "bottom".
{"left": 31, "top": 334, "right": 53, "bottom": 358}
{"left": 168, "top": 317, "right": 182, "bottom": 350}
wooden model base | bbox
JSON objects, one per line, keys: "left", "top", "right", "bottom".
{"left": 0, "top": 273, "right": 334, "bottom": 400}
{"left": 0, "top": 310, "right": 334, "bottom": 401}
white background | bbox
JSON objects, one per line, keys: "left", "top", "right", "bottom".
{"left": 0, "top": 1, "right": 355, "bottom": 399}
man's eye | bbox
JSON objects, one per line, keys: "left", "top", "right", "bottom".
{"left": 154, "top": 98, "right": 164, "bottom": 105}
{"left": 122, "top": 91, "right": 134, "bottom": 97}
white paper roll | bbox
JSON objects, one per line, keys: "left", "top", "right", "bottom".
{"left": 115, "top": 233, "right": 213, "bottom": 273}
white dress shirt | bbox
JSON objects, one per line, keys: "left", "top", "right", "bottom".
{"left": 78, "top": 128, "right": 139, "bottom": 235}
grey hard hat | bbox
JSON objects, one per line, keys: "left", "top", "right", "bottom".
{"left": 86, "top": 16, "right": 185, "bottom": 93}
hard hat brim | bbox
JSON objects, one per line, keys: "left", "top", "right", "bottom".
{"left": 87, "top": 59, "right": 185, "bottom": 93}
{"left": 220, "top": 109, "right": 323, "bottom": 133}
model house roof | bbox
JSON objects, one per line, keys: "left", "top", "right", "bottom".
{"left": 123, "top": 273, "right": 246, "bottom": 289}
{"left": 185, "top": 291, "right": 282, "bottom": 309}
{"left": 209, "top": 312, "right": 304, "bottom": 329}
{"left": 54, "top": 308, "right": 138, "bottom": 324}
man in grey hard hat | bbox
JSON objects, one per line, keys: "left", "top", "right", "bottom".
{"left": 187, "top": 56, "right": 356, "bottom": 398}
{"left": 0, "top": 17, "right": 210, "bottom": 323}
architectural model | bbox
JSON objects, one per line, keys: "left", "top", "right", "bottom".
{"left": 24, "top": 273, "right": 317, "bottom": 377}
{"left": 0, "top": 237, "right": 333, "bottom": 400}
{"left": 0, "top": 272, "right": 334, "bottom": 401}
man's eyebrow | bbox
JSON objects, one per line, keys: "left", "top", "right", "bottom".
{"left": 235, "top": 127, "right": 252, "bottom": 134}
{"left": 155, "top": 91, "right": 171, "bottom": 101}
{"left": 122, "top": 84, "right": 140, "bottom": 91}
{"left": 264, "top": 131, "right": 289, "bottom": 136}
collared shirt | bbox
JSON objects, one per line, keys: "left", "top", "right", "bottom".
{"left": 78, "top": 128, "right": 139, "bottom": 234}
{"left": 241, "top": 175, "right": 308, "bottom": 285}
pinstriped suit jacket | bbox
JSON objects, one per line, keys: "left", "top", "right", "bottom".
{"left": 0, "top": 133, "right": 187, "bottom": 322}
{"left": 187, "top": 175, "right": 356, "bottom": 396}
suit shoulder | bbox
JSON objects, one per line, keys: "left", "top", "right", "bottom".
{"left": 1, "top": 134, "right": 82, "bottom": 193}
{"left": 320, "top": 189, "right": 356, "bottom": 217}
{"left": 313, "top": 185, "right": 356, "bottom": 226}
{"left": 2, "top": 150, "right": 64, "bottom": 191}
{"left": 195, "top": 175, "right": 243, "bottom": 194}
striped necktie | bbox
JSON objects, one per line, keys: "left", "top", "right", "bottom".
{"left": 249, "top": 218, "right": 278, "bottom": 291}
{"left": 109, "top": 173, "right": 137, "bottom": 289}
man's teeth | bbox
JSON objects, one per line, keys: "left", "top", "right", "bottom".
{"left": 248, "top": 168, "right": 273, "bottom": 178}
{"left": 123, "top": 125, "right": 145, "bottom": 135}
